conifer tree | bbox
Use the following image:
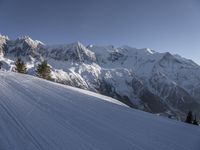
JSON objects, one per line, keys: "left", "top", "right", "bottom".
{"left": 0, "top": 61, "right": 3, "bottom": 69}
{"left": 36, "top": 60, "right": 51, "bottom": 80}
{"left": 193, "top": 115, "right": 199, "bottom": 126}
{"left": 15, "top": 58, "right": 27, "bottom": 74}
{"left": 185, "top": 111, "right": 193, "bottom": 124}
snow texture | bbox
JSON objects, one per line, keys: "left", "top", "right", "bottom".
{"left": 0, "top": 72, "right": 199, "bottom": 150}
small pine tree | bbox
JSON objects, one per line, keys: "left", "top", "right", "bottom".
{"left": 185, "top": 111, "right": 193, "bottom": 124}
{"left": 15, "top": 58, "right": 27, "bottom": 74}
{"left": 36, "top": 60, "right": 51, "bottom": 80}
{"left": 193, "top": 115, "right": 199, "bottom": 126}
{"left": 0, "top": 61, "right": 3, "bottom": 69}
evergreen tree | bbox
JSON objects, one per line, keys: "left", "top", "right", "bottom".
{"left": 36, "top": 60, "right": 51, "bottom": 80}
{"left": 193, "top": 115, "right": 199, "bottom": 126}
{"left": 185, "top": 111, "right": 193, "bottom": 124}
{"left": 15, "top": 58, "right": 27, "bottom": 74}
{"left": 0, "top": 61, "right": 3, "bottom": 69}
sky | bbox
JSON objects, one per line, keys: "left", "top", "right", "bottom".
{"left": 0, "top": 0, "right": 200, "bottom": 64}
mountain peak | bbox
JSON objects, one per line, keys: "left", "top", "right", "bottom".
{"left": 161, "top": 52, "right": 180, "bottom": 62}
{"left": 16, "top": 36, "right": 44, "bottom": 48}
{"left": 0, "top": 34, "right": 9, "bottom": 40}
{"left": 69, "top": 41, "right": 86, "bottom": 49}
{"left": 143, "top": 48, "right": 155, "bottom": 54}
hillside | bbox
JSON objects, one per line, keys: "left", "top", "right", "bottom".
{"left": 0, "top": 35, "right": 200, "bottom": 118}
{"left": 0, "top": 72, "right": 199, "bottom": 150}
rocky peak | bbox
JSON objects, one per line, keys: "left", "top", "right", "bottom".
{"left": 15, "top": 36, "right": 44, "bottom": 49}
{"left": 45, "top": 41, "right": 96, "bottom": 62}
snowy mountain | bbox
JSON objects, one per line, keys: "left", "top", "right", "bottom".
{"left": 0, "top": 71, "right": 199, "bottom": 150}
{"left": 0, "top": 35, "right": 200, "bottom": 119}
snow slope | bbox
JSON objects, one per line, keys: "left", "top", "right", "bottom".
{"left": 0, "top": 71, "right": 199, "bottom": 150}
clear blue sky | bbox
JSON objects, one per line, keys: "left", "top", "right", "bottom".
{"left": 0, "top": 0, "right": 200, "bottom": 64}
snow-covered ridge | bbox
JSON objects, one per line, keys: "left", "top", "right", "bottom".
{"left": 0, "top": 35, "right": 200, "bottom": 119}
{"left": 0, "top": 72, "right": 199, "bottom": 150}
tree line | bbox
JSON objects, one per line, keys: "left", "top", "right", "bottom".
{"left": 14, "top": 58, "right": 51, "bottom": 80}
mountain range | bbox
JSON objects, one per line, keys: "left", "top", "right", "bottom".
{"left": 0, "top": 35, "right": 200, "bottom": 119}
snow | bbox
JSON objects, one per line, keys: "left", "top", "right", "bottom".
{"left": 0, "top": 71, "right": 199, "bottom": 150}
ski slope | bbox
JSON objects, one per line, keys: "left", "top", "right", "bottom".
{"left": 0, "top": 72, "right": 199, "bottom": 150}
